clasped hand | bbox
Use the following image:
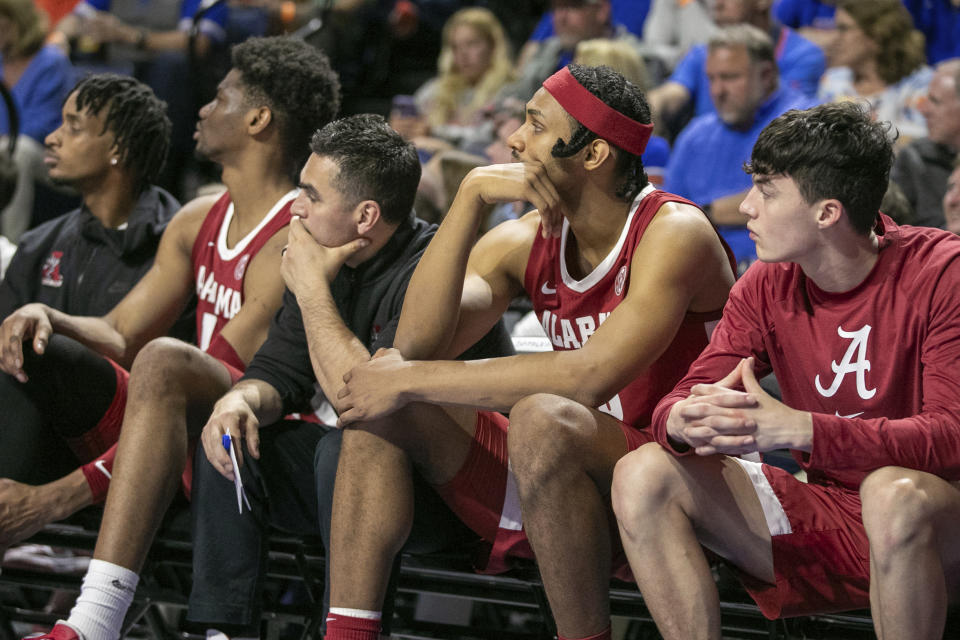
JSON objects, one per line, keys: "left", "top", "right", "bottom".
{"left": 668, "top": 357, "right": 812, "bottom": 456}
{"left": 336, "top": 348, "right": 410, "bottom": 426}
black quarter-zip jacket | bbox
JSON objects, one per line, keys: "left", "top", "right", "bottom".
{"left": 244, "top": 212, "right": 514, "bottom": 415}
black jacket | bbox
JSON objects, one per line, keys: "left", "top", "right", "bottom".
{"left": 0, "top": 186, "right": 180, "bottom": 321}
{"left": 890, "top": 138, "right": 956, "bottom": 229}
{"left": 244, "top": 212, "right": 514, "bottom": 415}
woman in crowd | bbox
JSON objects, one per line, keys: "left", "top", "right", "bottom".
{"left": 817, "top": 0, "right": 931, "bottom": 143}
{"left": 392, "top": 7, "right": 514, "bottom": 155}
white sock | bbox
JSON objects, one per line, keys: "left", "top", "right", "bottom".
{"left": 65, "top": 559, "right": 139, "bottom": 640}
{"left": 326, "top": 607, "right": 382, "bottom": 620}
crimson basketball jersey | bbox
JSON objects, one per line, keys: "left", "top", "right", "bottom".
{"left": 190, "top": 190, "right": 296, "bottom": 353}
{"left": 523, "top": 184, "right": 732, "bottom": 427}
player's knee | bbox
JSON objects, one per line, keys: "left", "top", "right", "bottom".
{"left": 508, "top": 394, "right": 592, "bottom": 477}
{"left": 861, "top": 468, "right": 939, "bottom": 562}
{"left": 129, "top": 337, "right": 201, "bottom": 391}
{"left": 611, "top": 443, "right": 678, "bottom": 528}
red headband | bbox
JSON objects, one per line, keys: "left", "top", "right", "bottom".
{"left": 542, "top": 66, "right": 653, "bottom": 156}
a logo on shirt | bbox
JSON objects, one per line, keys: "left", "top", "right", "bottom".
{"left": 541, "top": 281, "right": 557, "bottom": 295}
{"left": 614, "top": 265, "right": 628, "bottom": 297}
{"left": 814, "top": 324, "right": 877, "bottom": 400}
{"left": 40, "top": 251, "right": 64, "bottom": 288}
{"left": 234, "top": 254, "right": 250, "bottom": 281}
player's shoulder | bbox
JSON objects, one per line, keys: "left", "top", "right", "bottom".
{"left": 163, "top": 191, "right": 226, "bottom": 249}
{"left": 647, "top": 198, "right": 715, "bottom": 240}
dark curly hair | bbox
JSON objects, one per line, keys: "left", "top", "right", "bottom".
{"left": 72, "top": 73, "right": 171, "bottom": 193}
{"left": 550, "top": 64, "right": 650, "bottom": 202}
{"left": 746, "top": 102, "right": 894, "bottom": 235}
{"left": 839, "top": 0, "right": 925, "bottom": 86}
{"left": 231, "top": 36, "right": 341, "bottom": 184}
{"left": 309, "top": 114, "right": 420, "bottom": 225}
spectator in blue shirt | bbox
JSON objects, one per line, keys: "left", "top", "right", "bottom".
{"left": 525, "top": 0, "right": 650, "bottom": 43}
{"left": 772, "top": 0, "right": 836, "bottom": 62}
{"left": 664, "top": 24, "right": 818, "bottom": 271}
{"left": 648, "top": 0, "right": 823, "bottom": 137}
{"left": 773, "top": 0, "right": 836, "bottom": 29}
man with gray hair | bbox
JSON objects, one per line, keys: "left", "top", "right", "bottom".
{"left": 663, "top": 24, "right": 818, "bottom": 271}
{"left": 647, "top": 0, "right": 824, "bottom": 128}
{"left": 891, "top": 58, "right": 960, "bottom": 229}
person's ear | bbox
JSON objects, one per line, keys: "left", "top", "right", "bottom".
{"left": 583, "top": 138, "right": 612, "bottom": 171}
{"left": 817, "top": 198, "right": 844, "bottom": 229}
{"left": 355, "top": 200, "right": 381, "bottom": 235}
{"left": 247, "top": 106, "right": 273, "bottom": 135}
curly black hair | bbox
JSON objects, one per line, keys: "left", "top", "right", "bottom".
{"left": 309, "top": 114, "right": 420, "bottom": 225}
{"left": 72, "top": 73, "right": 171, "bottom": 193}
{"left": 746, "top": 102, "right": 894, "bottom": 235}
{"left": 231, "top": 36, "right": 341, "bottom": 184}
{"left": 550, "top": 64, "right": 651, "bottom": 202}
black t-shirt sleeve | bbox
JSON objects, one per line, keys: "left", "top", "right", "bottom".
{"left": 241, "top": 288, "right": 315, "bottom": 414}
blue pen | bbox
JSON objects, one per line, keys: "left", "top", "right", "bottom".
{"left": 221, "top": 433, "right": 251, "bottom": 513}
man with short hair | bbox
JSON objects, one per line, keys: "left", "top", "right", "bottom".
{"left": 326, "top": 64, "right": 736, "bottom": 640}
{"left": 664, "top": 24, "right": 817, "bottom": 270}
{"left": 187, "top": 113, "right": 512, "bottom": 638}
{"left": 0, "top": 36, "right": 341, "bottom": 640}
{"left": 613, "top": 101, "right": 960, "bottom": 639}
{"left": 648, "top": 0, "right": 824, "bottom": 126}
{"left": 0, "top": 73, "right": 179, "bottom": 492}
{"left": 892, "top": 58, "right": 960, "bottom": 228}
{"left": 507, "top": 0, "right": 643, "bottom": 102}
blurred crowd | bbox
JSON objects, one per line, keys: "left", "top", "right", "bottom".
{"left": 3, "top": 0, "right": 960, "bottom": 278}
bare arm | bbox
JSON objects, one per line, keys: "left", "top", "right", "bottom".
{"left": 215, "top": 227, "right": 289, "bottom": 365}
{"left": 395, "top": 163, "right": 560, "bottom": 361}
{"left": 647, "top": 82, "right": 691, "bottom": 125}
{"left": 0, "top": 195, "right": 215, "bottom": 376}
{"left": 280, "top": 216, "right": 377, "bottom": 412}
{"left": 80, "top": 10, "right": 212, "bottom": 55}
{"left": 338, "top": 203, "right": 735, "bottom": 421}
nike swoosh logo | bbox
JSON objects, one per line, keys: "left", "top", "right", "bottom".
{"left": 94, "top": 459, "right": 112, "bottom": 479}
{"left": 834, "top": 411, "right": 864, "bottom": 419}
{"left": 541, "top": 282, "right": 557, "bottom": 295}
{"left": 111, "top": 579, "right": 133, "bottom": 592}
